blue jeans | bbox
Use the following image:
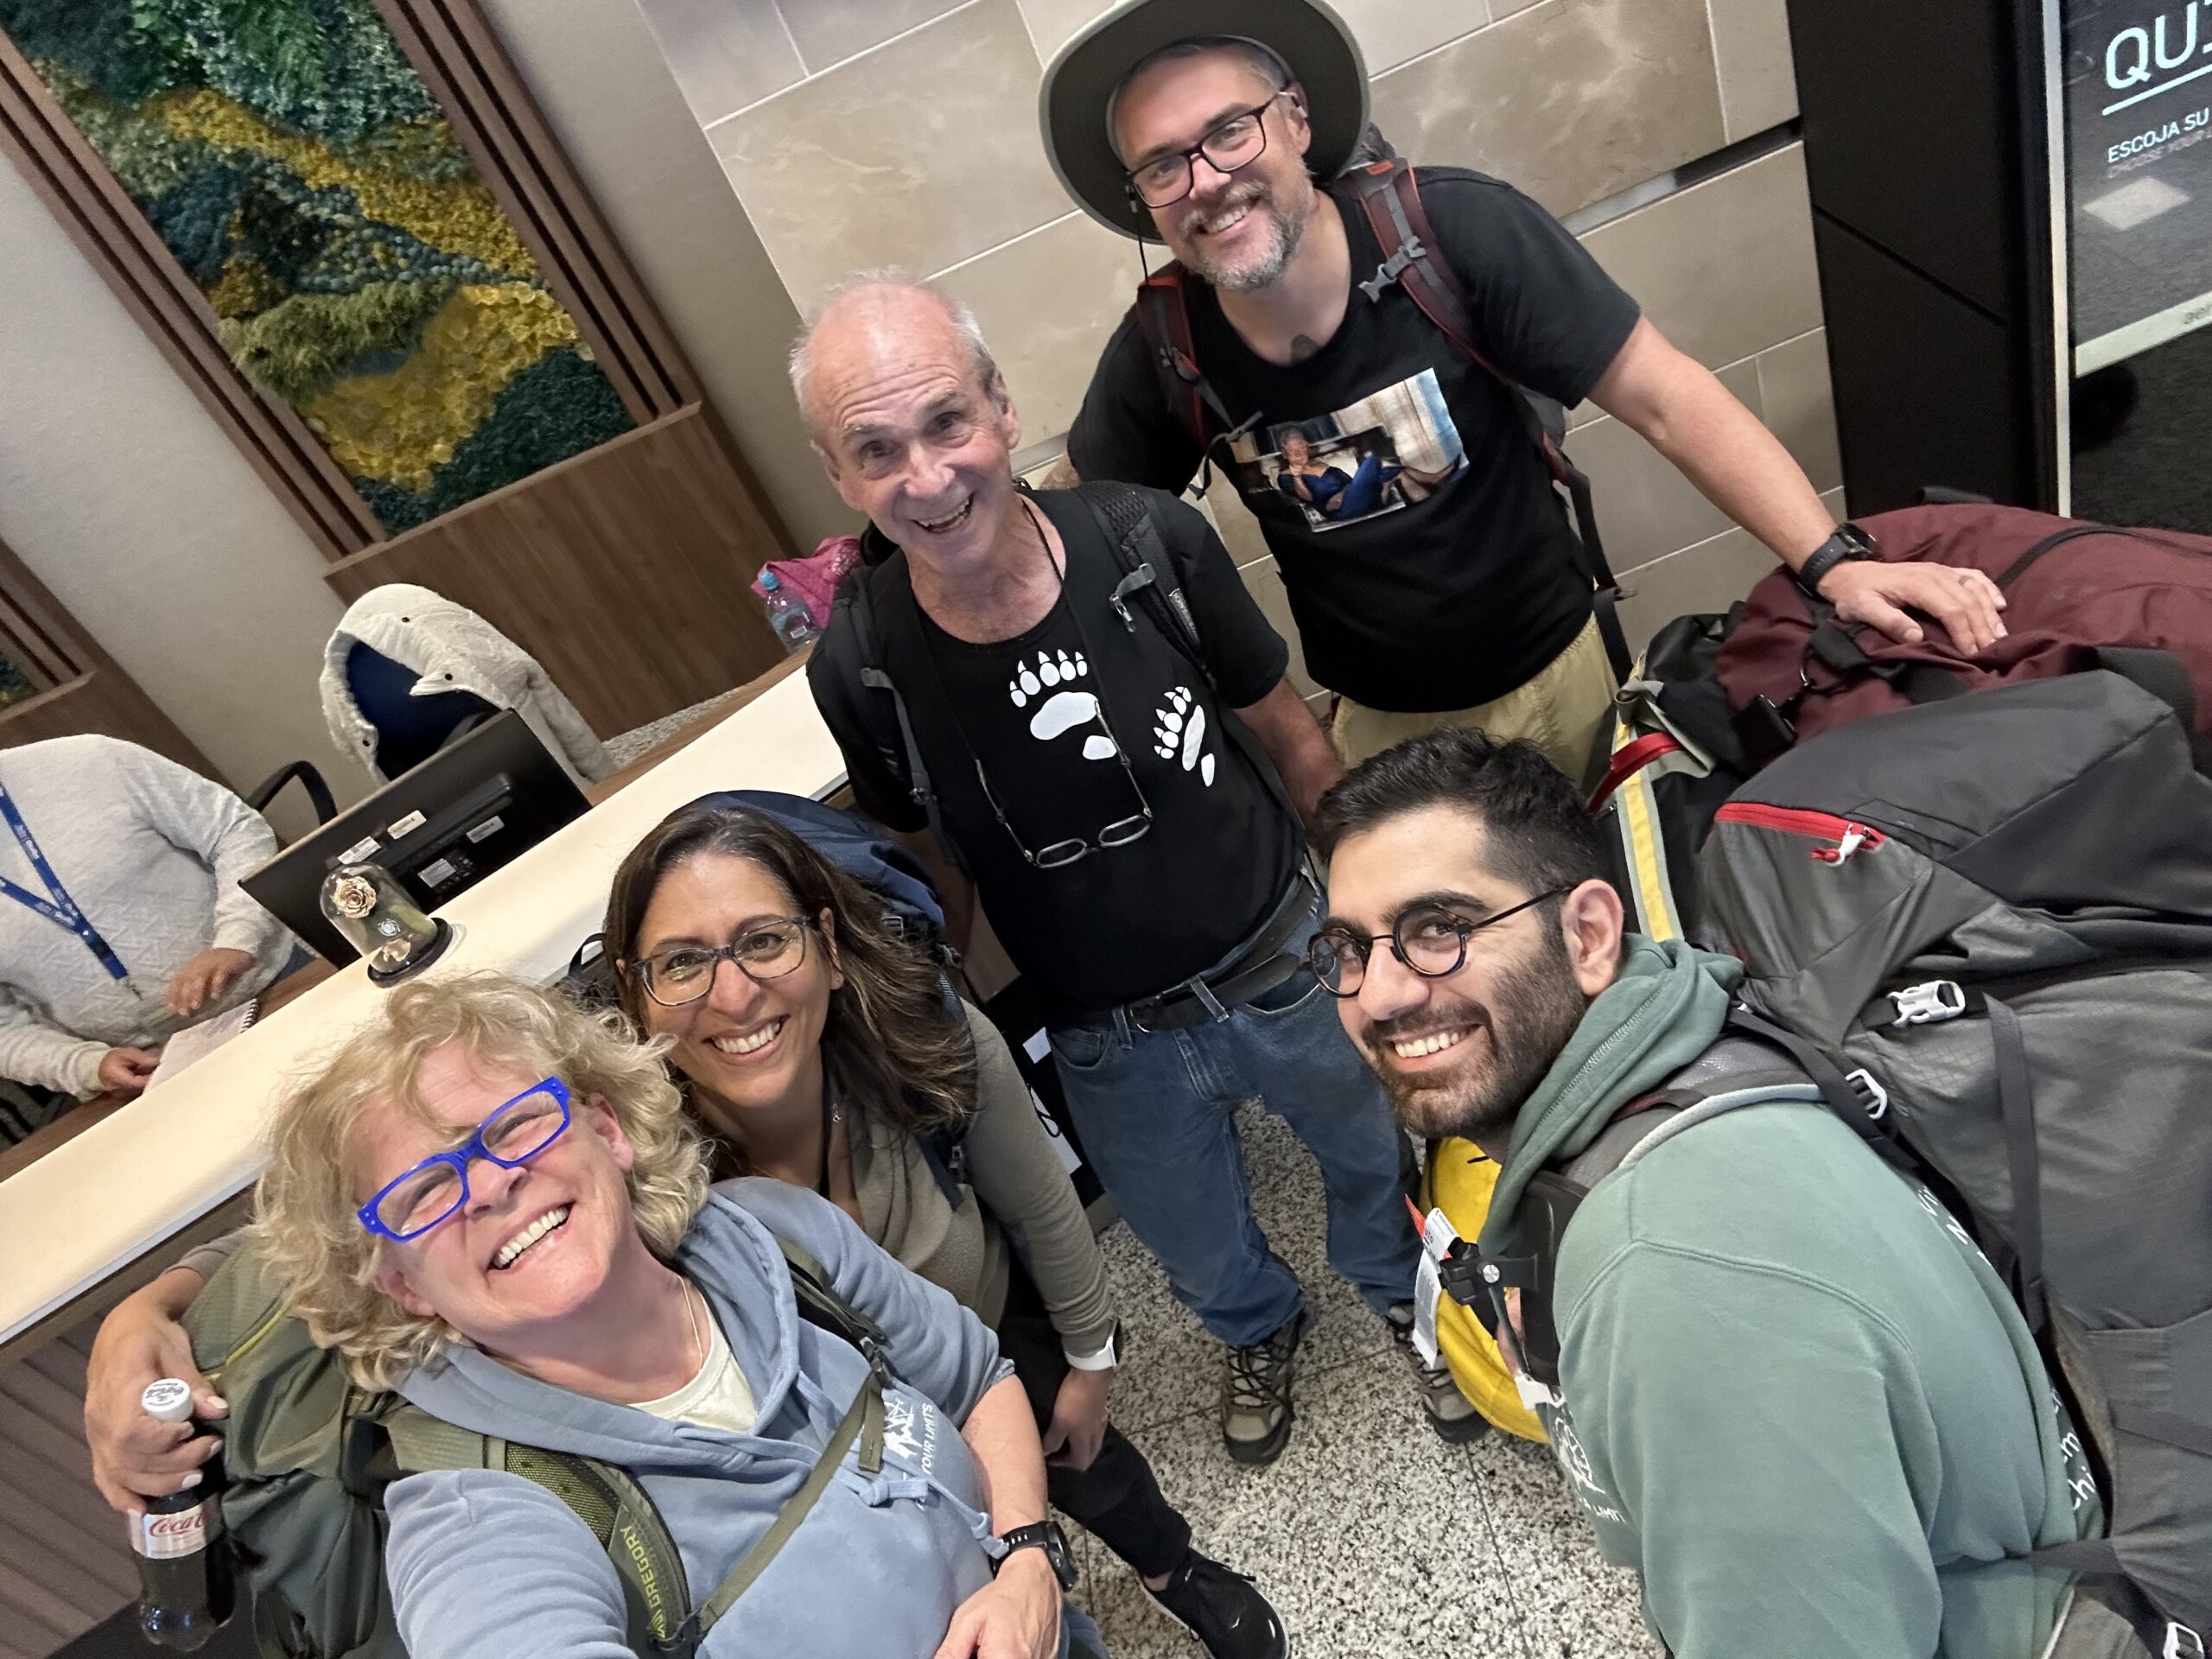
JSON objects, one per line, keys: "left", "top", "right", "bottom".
{"left": 1048, "top": 893, "right": 1421, "bottom": 1348}
{"left": 1064, "top": 1604, "right": 1106, "bottom": 1657}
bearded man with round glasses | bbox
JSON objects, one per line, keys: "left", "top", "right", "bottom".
{"left": 1311, "top": 729, "right": 2099, "bottom": 1659}
{"left": 1042, "top": 0, "right": 2009, "bottom": 780}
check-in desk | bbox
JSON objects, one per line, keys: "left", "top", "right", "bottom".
{"left": 0, "top": 659, "right": 846, "bottom": 1651}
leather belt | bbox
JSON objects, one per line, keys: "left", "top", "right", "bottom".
{"left": 1080, "top": 868, "right": 1317, "bottom": 1035}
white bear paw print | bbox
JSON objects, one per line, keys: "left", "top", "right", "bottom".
{"left": 1009, "top": 651, "right": 1114, "bottom": 760}
{"left": 1154, "top": 687, "right": 1216, "bottom": 786}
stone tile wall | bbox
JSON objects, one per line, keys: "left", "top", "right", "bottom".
{"left": 633, "top": 0, "right": 1829, "bottom": 690}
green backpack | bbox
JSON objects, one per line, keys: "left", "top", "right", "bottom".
{"left": 185, "top": 1232, "right": 891, "bottom": 1659}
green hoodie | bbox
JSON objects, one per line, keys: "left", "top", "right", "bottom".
{"left": 1490, "top": 937, "right": 2094, "bottom": 1658}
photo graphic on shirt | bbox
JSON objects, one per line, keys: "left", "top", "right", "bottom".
{"left": 1230, "top": 366, "right": 1469, "bottom": 532}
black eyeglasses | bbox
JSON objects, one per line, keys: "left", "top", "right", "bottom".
{"left": 1124, "top": 92, "right": 1286, "bottom": 209}
{"left": 976, "top": 706, "right": 1154, "bottom": 868}
{"left": 629, "top": 918, "right": 816, "bottom": 1007}
{"left": 1307, "top": 890, "right": 1571, "bottom": 997}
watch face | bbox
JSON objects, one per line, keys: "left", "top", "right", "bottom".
{"left": 1043, "top": 1526, "right": 1078, "bottom": 1591}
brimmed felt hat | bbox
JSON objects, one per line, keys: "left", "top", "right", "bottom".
{"left": 1039, "top": 0, "right": 1370, "bottom": 241}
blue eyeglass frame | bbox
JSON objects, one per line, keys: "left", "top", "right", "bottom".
{"left": 357, "top": 1076, "right": 572, "bottom": 1243}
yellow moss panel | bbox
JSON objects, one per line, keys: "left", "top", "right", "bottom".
{"left": 156, "top": 90, "right": 541, "bottom": 279}
{"left": 301, "top": 284, "right": 579, "bottom": 490}
{"left": 207, "top": 255, "right": 283, "bottom": 320}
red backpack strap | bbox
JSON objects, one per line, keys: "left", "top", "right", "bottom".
{"left": 1133, "top": 264, "right": 1243, "bottom": 451}
{"left": 1349, "top": 158, "right": 1632, "bottom": 681}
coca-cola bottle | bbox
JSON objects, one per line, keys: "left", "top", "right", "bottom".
{"left": 130, "top": 1377, "right": 235, "bottom": 1650}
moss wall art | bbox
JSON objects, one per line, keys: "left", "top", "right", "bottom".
{"left": 0, "top": 0, "right": 635, "bottom": 533}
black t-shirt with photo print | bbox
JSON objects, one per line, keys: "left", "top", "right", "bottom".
{"left": 1069, "top": 166, "right": 1642, "bottom": 714}
{"left": 808, "top": 487, "right": 1300, "bottom": 1016}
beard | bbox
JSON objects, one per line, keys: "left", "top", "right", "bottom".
{"left": 1360, "top": 926, "right": 1588, "bottom": 1145}
{"left": 1175, "top": 172, "right": 1314, "bottom": 292}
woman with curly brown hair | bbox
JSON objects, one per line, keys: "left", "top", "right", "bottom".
{"left": 85, "top": 801, "right": 1287, "bottom": 1659}
{"left": 598, "top": 803, "right": 1286, "bottom": 1659}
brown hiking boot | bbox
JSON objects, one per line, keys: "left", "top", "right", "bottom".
{"left": 1221, "top": 1308, "right": 1307, "bottom": 1465}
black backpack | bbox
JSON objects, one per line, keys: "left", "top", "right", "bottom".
{"left": 1451, "top": 673, "right": 2212, "bottom": 1656}
{"left": 827, "top": 481, "right": 1296, "bottom": 855}
{"left": 1130, "top": 156, "right": 1630, "bottom": 684}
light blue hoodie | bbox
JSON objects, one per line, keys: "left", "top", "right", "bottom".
{"left": 384, "top": 1178, "right": 1073, "bottom": 1658}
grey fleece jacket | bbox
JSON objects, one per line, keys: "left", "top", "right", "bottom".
{"left": 385, "top": 1179, "right": 1028, "bottom": 1659}
{"left": 849, "top": 1003, "right": 1114, "bottom": 1357}
{"left": 0, "top": 735, "right": 293, "bottom": 1096}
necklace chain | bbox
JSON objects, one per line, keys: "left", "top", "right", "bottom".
{"left": 681, "top": 1278, "right": 704, "bottom": 1376}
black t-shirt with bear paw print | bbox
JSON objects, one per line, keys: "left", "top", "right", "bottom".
{"left": 810, "top": 487, "right": 1299, "bottom": 1015}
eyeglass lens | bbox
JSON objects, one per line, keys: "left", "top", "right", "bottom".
{"left": 643, "top": 923, "right": 808, "bottom": 1006}
{"left": 371, "top": 1086, "right": 569, "bottom": 1237}
{"left": 1310, "top": 892, "right": 1567, "bottom": 997}
{"left": 1130, "top": 104, "right": 1273, "bottom": 208}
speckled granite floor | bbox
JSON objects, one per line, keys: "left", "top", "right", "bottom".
{"left": 605, "top": 686, "right": 748, "bottom": 770}
{"left": 1066, "top": 1106, "right": 1657, "bottom": 1659}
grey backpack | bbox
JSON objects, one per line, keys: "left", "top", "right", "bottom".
{"left": 1694, "top": 672, "right": 2209, "bottom": 1655}
{"left": 1449, "top": 671, "right": 2210, "bottom": 1657}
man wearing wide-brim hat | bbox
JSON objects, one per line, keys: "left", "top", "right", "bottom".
{"left": 1040, "top": 0, "right": 2008, "bottom": 783}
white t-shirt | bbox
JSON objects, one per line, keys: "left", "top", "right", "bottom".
{"left": 631, "top": 1305, "right": 757, "bottom": 1436}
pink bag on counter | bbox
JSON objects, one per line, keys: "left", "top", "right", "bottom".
{"left": 752, "top": 537, "right": 861, "bottom": 625}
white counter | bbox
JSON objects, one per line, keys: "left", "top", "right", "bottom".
{"left": 0, "top": 671, "right": 846, "bottom": 1346}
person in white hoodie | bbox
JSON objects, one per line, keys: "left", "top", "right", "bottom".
{"left": 320, "top": 583, "right": 614, "bottom": 790}
{"left": 0, "top": 734, "right": 296, "bottom": 1098}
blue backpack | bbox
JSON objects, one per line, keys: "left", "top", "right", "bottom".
{"left": 688, "top": 789, "right": 951, "bottom": 964}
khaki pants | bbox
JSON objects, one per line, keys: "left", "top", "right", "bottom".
{"left": 1329, "top": 614, "right": 1618, "bottom": 784}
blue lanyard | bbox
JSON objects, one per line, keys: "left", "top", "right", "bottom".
{"left": 0, "top": 783, "right": 128, "bottom": 981}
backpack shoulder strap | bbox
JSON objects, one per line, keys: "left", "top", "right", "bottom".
{"left": 382, "top": 1230, "right": 899, "bottom": 1659}
{"left": 1074, "top": 483, "right": 1209, "bottom": 680}
{"left": 1444, "top": 1036, "right": 1823, "bottom": 1389}
{"left": 842, "top": 563, "right": 964, "bottom": 874}
{"left": 1071, "top": 482, "right": 1306, "bottom": 826}
{"left": 1133, "top": 264, "right": 1243, "bottom": 451}
{"left": 1346, "top": 159, "right": 1633, "bottom": 681}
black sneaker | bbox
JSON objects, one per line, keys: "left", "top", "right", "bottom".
{"left": 1386, "top": 1302, "right": 1491, "bottom": 1445}
{"left": 1150, "top": 1551, "right": 1291, "bottom": 1659}
{"left": 1220, "top": 1308, "right": 1307, "bottom": 1465}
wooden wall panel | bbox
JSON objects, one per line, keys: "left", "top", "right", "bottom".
{"left": 324, "top": 404, "right": 786, "bottom": 737}
{"left": 0, "top": 674, "right": 215, "bottom": 779}
{"left": 0, "top": 1324, "right": 134, "bottom": 1655}
{"left": 0, "top": 536, "right": 216, "bottom": 779}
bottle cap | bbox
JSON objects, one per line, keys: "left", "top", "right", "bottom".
{"left": 760, "top": 570, "right": 781, "bottom": 590}
{"left": 142, "top": 1377, "right": 194, "bottom": 1423}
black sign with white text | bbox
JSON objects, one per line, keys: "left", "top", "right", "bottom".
{"left": 2064, "top": 0, "right": 2212, "bottom": 367}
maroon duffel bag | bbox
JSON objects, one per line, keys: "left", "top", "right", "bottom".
{"left": 1714, "top": 504, "right": 2212, "bottom": 759}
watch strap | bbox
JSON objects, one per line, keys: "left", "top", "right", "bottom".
{"left": 1063, "top": 1320, "right": 1120, "bottom": 1372}
{"left": 1795, "top": 524, "right": 1875, "bottom": 597}
{"left": 995, "top": 1521, "right": 1077, "bottom": 1590}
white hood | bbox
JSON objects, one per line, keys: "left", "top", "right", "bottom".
{"left": 318, "top": 583, "right": 613, "bottom": 788}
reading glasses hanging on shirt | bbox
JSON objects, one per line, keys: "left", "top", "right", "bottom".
{"left": 973, "top": 703, "right": 1154, "bottom": 870}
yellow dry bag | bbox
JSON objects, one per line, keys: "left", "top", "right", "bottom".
{"left": 1421, "top": 1137, "right": 1546, "bottom": 1443}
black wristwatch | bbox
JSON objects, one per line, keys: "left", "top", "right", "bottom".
{"left": 1794, "top": 524, "right": 1878, "bottom": 599}
{"left": 995, "top": 1520, "right": 1078, "bottom": 1591}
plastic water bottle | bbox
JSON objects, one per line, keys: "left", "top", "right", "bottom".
{"left": 131, "top": 1378, "right": 234, "bottom": 1649}
{"left": 760, "top": 569, "right": 822, "bottom": 652}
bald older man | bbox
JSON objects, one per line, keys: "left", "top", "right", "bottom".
{"left": 797, "top": 279, "right": 1449, "bottom": 1465}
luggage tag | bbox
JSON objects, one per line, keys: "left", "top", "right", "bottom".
{"left": 1405, "top": 1198, "right": 1563, "bottom": 1411}
{"left": 1405, "top": 1201, "right": 1460, "bottom": 1370}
